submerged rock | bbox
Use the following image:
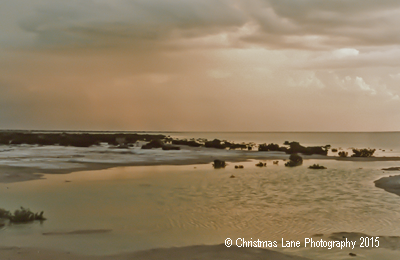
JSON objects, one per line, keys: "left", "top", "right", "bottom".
{"left": 285, "top": 154, "right": 303, "bottom": 167}
{"left": 308, "top": 164, "right": 327, "bottom": 169}
{"left": 255, "top": 162, "right": 267, "bottom": 167}
{"left": 212, "top": 160, "right": 226, "bottom": 169}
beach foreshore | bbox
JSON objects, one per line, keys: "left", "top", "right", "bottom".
{"left": 375, "top": 175, "right": 400, "bottom": 196}
{"left": 1, "top": 145, "right": 400, "bottom": 183}
{"left": 0, "top": 244, "right": 310, "bottom": 260}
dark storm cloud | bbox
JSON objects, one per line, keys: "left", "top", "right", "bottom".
{"left": 6, "top": 0, "right": 400, "bottom": 51}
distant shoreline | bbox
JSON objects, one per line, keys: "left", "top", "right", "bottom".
{"left": 1, "top": 144, "right": 400, "bottom": 184}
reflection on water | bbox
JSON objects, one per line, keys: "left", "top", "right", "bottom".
{"left": 1, "top": 160, "right": 400, "bottom": 259}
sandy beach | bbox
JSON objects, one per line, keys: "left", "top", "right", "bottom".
{"left": 0, "top": 244, "right": 312, "bottom": 260}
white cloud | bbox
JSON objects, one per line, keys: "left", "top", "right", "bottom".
{"left": 333, "top": 48, "right": 359, "bottom": 59}
{"left": 355, "top": 76, "right": 376, "bottom": 95}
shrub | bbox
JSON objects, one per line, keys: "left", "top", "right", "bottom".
{"left": 8, "top": 207, "right": 46, "bottom": 223}
{"left": 351, "top": 148, "right": 375, "bottom": 157}
{"left": 338, "top": 151, "right": 348, "bottom": 157}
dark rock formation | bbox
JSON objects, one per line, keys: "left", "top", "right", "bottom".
{"left": 234, "top": 165, "right": 244, "bottom": 169}
{"left": 286, "top": 142, "right": 329, "bottom": 155}
{"left": 285, "top": 154, "right": 303, "bottom": 167}
{"left": 141, "top": 139, "right": 164, "bottom": 149}
{"left": 256, "top": 162, "right": 267, "bottom": 167}
{"left": 259, "top": 141, "right": 329, "bottom": 155}
{"left": 171, "top": 139, "right": 202, "bottom": 147}
{"left": 338, "top": 151, "right": 348, "bottom": 157}
{"left": 258, "top": 143, "right": 288, "bottom": 152}
{"left": 205, "top": 139, "right": 226, "bottom": 149}
{"left": 213, "top": 160, "right": 226, "bottom": 169}
{"left": 331, "top": 148, "right": 338, "bottom": 152}
{"left": 0, "top": 131, "right": 165, "bottom": 148}
{"left": 308, "top": 164, "right": 327, "bottom": 169}
{"left": 161, "top": 145, "right": 180, "bottom": 150}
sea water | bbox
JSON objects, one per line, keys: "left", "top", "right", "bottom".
{"left": 1, "top": 132, "right": 400, "bottom": 260}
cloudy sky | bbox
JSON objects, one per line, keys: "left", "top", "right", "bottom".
{"left": 1, "top": 0, "right": 400, "bottom": 131}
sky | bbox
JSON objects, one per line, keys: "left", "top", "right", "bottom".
{"left": 1, "top": 0, "right": 400, "bottom": 131}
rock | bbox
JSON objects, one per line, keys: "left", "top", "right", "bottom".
{"left": 273, "top": 161, "right": 279, "bottom": 165}
{"left": 256, "top": 162, "right": 266, "bottom": 167}
{"left": 230, "top": 175, "right": 235, "bottom": 178}
{"left": 212, "top": 160, "right": 226, "bottom": 169}
{"left": 258, "top": 143, "right": 287, "bottom": 152}
{"left": 235, "top": 165, "right": 244, "bottom": 169}
{"left": 141, "top": 139, "right": 164, "bottom": 149}
{"left": 349, "top": 252, "right": 357, "bottom": 257}
{"left": 205, "top": 139, "right": 226, "bottom": 149}
{"left": 338, "top": 151, "right": 348, "bottom": 157}
{"left": 308, "top": 164, "right": 327, "bottom": 169}
{"left": 331, "top": 148, "right": 338, "bottom": 152}
{"left": 285, "top": 154, "right": 303, "bottom": 167}
{"left": 161, "top": 145, "right": 180, "bottom": 150}
{"left": 259, "top": 141, "right": 329, "bottom": 155}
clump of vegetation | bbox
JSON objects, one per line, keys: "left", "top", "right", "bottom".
{"left": 285, "top": 153, "right": 303, "bottom": 167}
{"left": 0, "top": 208, "right": 11, "bottom": 219}
{"left": 351, "top": 148, "right": 376, "bottom": 157}
{"left": 331, "top": 148, "right": 338, "bottom": 152}
{"left": 308, "top": 164, "right": 327, "bottom": 169}
{"left": 0, "top": 207, "right": 46, "bottom": 223}
{"left": 234, "top": 165, "right": 244, "bottom": 169}
{"left": 213, "top": 159, "right": 226, "bottom": 169}
{"left": 255, "top": 162, "right": 266, "bottom": 167}
{"left": 338, "top": 151, "right": 348, "bottom": 157}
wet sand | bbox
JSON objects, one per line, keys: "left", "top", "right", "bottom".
{"left": 0, "top": 244, "right": 310, "bottom": 260}
{"left": 375, "top": 174, "right": 400, "bottom": 196}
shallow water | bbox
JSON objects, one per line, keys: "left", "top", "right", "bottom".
{"left": 1, "top": 159, "right": 400, "bottom": 259}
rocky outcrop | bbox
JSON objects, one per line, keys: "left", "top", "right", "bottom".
{"left": 259, "top": 141, "right": 329, "bottom": 155}
{"left": 0, "top": 132, "right": 165, "bottom": 147}
{"left": 205, "top": 139, "right": 226, "bottom": 149}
